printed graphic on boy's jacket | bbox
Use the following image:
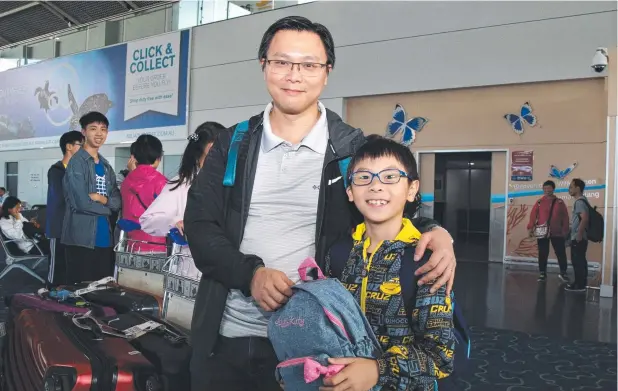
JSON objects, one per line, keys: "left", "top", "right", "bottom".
{"left": 95, "top": 172, "right": 106, "bottom": 196}
{"left": 340, "top": 236, "right": 456, "bottom": 390}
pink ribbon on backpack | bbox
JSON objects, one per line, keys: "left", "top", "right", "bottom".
{"left": 298, "top": 257, "right": 326, "bottom": 281}
{"left": 303, "top": 358, "right": 345, "bottom": 383}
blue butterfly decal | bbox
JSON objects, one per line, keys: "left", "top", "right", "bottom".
{"left": 504, "top": 102, "right": 537, "bottom": 135}
{"left": 386, "top": 104, "right": 428, "bottom": 146}
{"left": 549, "top": 162, "right": 578, "bottom": 180}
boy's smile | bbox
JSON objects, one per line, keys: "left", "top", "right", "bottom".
{"left": 347, "top": 155, "right": 419, "bottom": 226}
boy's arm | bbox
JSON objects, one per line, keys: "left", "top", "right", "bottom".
{"left": 527, "top": 201, "right": 540, "bottom": 231}
{"left": 63, "top": 160, "right": 111, "bottom": 216}
{"left": 376, "top": 284, "right": 456, "bottom": 389}
{"left": 105, "top": 167, "right": 121, "bottom": 212}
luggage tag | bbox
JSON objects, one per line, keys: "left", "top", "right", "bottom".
{"left": 73, "top": 276, "right": 116, "bottom": 297}
{"left": 122, "top": 321, "right": 165, "bottom": 340}
{"left": 72, "top": 311, "right": 128, "bottom": 339}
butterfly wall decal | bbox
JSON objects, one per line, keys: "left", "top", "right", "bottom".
{"left": 504, "top": 102, "right": 537, "bottom": 135}
{"left": 549, "top": 162, "right": 578, "bottom": 180}
{"left": 386, "top": 104, "right": 429, "bottom": 146}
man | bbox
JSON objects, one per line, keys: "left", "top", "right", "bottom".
{"left": 0, "top": 187, "right": 7, "bottom": 204}
{"left": 566, "top": 178, "right": 589, "bottom": 292}
{"left": 527, "top": 180, "right": 570, "bottom": 282}
{"left": 184, "top": 16, "right": 457, "bottom": 391}
{"left": 62, "top": 112, "right": 121, "bottom": 284}
{"left": 46, "top": 130, "right": 84, "bottom": 287}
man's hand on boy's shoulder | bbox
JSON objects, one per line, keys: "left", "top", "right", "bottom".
{"left": 414, "top": 226, "right": 456, "bottom": 295}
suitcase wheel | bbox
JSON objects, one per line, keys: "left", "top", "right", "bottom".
{"left": 44, "top": 375, "right": 62, "bottom": 391}
{"left": 145, "top": 375, "right": 163, "bottom": 391}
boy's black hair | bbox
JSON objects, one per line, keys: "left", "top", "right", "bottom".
{"left": 348, "top": 135, "right": 421, "bottom": 216}
{"left": 542, "top": 180, "right": 556, "bottom": 189}
{"left": 0, "top": 187, "right": 6, "bottom": 192}
{"left": 130, "top": 134, "right": 163, "bottom": 165}
{"left": 59, "top": 131, "right": 85, "bottom": 155}
{"left": 571, "top": 178, "right": 586, "bottom": 192}
{"left": 79, "top": 111, "right": 109, "bottom": 129}
{"left": 258, "top": 16, "right": 335, "bottom": 70}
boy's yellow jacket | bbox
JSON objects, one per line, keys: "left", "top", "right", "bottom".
{"left": 327, "top": 218, "right": 456, "bottom": 391}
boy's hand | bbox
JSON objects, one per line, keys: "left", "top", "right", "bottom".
{"left": 89, "top": 193, "right": 108, "bottom": 205}
{"left": 414, "top": 227, "right": 456, "bottom": 295}
{"left": 250, "top": 267, "right": 294, "bottom": 312}
{"left": 320, "top": 357, "right": 379, "bottom": 391}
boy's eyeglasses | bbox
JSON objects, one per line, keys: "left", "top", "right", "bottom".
{"left": 349, "top": 169, "right": 409, "bottom": 186}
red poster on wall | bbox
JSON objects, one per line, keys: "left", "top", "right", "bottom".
{"left": 511, "top": 150, "right": 533, "bottom": 181}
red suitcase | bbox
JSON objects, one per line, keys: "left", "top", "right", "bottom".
{"left": 6, "top": 293, "right": 117, "bottom": 319}
{"left": 5, "top": 309, "right": 162, "bottom": 391}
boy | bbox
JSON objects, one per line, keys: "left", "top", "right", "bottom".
{"left": 46, "top": 130, "right": 84, "bottom": 286}
{"left": 325, "top": 136, "right": 457, "bottom": 391}
{"left": 62, "top": 112, "right": 121, "bottom": 284}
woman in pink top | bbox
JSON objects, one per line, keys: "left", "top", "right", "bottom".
{"left": 140, "top": 122, "right": 226, "bottom": 277}
{"left": 121, "top": 134, "right": 167, "bottom": 253}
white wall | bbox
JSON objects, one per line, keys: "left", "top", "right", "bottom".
{"left": 189, "top": 1, "right": 616, "bottom": 116}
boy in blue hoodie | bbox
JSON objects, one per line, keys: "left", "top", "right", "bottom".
{"left": 46, "top": 131, "right": 84, "bottom": 286}
{"left": 325, "top": 136, "right": 458, "bottom": 391}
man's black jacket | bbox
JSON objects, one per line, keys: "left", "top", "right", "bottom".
{"left": 184, "top": 109, "right": 439, "bottom": 388}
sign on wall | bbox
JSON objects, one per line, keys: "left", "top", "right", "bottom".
{"left": 511, "top": 150, "right": 534, "bottom": 181}
{"left": 0, "top": 29, "right": 190, "bottom": 151}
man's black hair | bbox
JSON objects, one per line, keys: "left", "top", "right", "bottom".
{"left": 258, "top": 16, "right": 335, "bottom": 69}
{"left": 59, "top": 131, "right": 85, "bottom": 155}
{"left": 79, "top": 111, "right": 109, "bottom": 129}
{"left": 130, "top": 134, "right": 163, "bottom": 165}
{"left": 347, "top": 135, "right": 421, "bottom": 216}
{"left": 571, "top": 178, "right": 586, "bottom": 193}
{"left": 542, "top": 180, "right": 556, "bottom": 189}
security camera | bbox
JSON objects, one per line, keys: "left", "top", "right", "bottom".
{"left": 591, "top": 47, "right": 608, "bottom": 73}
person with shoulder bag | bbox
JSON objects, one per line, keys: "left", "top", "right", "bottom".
{"left": 527, "top": 180, "right": 570, "bottom": 282}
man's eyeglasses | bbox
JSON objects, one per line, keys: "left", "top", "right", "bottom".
{"left": 349, "top": 169, "right": 409, "bottom": 186}
{"left": 265, "top": 59, "right": 328, "bottom": 77}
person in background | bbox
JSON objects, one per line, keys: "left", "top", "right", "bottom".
{"left": 46, "top": 130, "right": 84, "bottom": 287}
{"left": 527, "top": 180, "right": 570, "bottom": 283}
{"left": 0, "top": 196, "right": 50, "bottom": 255}
{"left": 184, "top": 16, "right": 456, "bottom": 391}
{"left": 120, "top": 134, "right": 167, "bottom": 253}
{"left": 0, "top": 187, "right": 7, "bottom": 205}
{"left": 566, "top": 178, "right": 589, "bottom": 292}
{"left": 140, "top": 122, "right": 226, "bottom": 276}
{"left": 62, "top": 112, "right": 121, "bottom": 284}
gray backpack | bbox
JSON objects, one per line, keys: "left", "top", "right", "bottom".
{"left": 267, "top": 258, "right": 382, "bottom": 390}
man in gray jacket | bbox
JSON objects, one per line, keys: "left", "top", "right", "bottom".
{"left": 62, "top": 112, "right": 121, "bottom": 283}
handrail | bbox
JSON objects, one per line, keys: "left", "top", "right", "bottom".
{"left": 0, "top": 1, "right": 173, "bottom": 51}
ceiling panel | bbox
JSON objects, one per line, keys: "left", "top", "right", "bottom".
{"left": 0, "top": 1, "right": 172, "bottom": 47}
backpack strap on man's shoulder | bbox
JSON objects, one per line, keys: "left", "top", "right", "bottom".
{"left": 328, "top": 235, "right": 355, "bottom": 279}
{"left": 338, "top": 157, "right": 352, "bottom": 188}
{"left": 223, "top": 120, "right": 251, "bottom": 187}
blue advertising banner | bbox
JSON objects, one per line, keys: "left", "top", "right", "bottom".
{"left": 0, "top": 29, "right": 190, "bottom": 151}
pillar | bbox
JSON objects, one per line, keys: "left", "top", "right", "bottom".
{"left": 601, "top": 47, "right": 617, "bottom": 298}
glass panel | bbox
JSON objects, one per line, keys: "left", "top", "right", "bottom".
{"left": 175, "top": 0, "right": 201, "bottom": 29}
{"left": 26, "top": 40, "right": 54, "bottom": 65}
{"left": 6, "top": 175, "right": 17, "bottom": 197}
{"left": 163, "top": 155, "right": 181, "bottom": 179}
{"left": 56, "top": 29, "right": 88, "bottom": 57}
{"left": 0, "top": 46, "right": 24, "bottom": 72}
{"left": 6, "top": 162, "right": 18, "bottom": 175}
{"left": 123, "top": 8, "right": 169, "bottom": 42}
{"left": 86, "top": 23, "right": 107, "bottom": 50}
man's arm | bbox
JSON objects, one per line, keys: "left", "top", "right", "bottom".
{"left": 184, "top": 131, "right": 265, "bottom": 296}
{"left": 63, "top": 160, "right": 110, "bottom": 216}
{"left": 575, "top": 199, "right": 588, "bottom": 241}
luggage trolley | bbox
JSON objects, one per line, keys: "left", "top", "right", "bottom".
{"left": 113, "top": 219, "right": 169, "bottom": 297}
{"left": 161, "top": 230, "right": 200, "bottom": 330}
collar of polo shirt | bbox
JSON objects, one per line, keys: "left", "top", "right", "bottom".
{"left": 261, "top": 101, "right": 329, "bottom": 154}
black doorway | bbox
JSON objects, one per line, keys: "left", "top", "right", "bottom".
{"left": 433, "top": 152, "right": 492, "bottom": 261}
